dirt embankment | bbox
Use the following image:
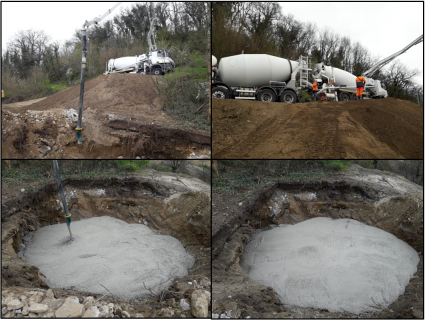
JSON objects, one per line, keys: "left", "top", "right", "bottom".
{"left": 2, "top": 74, "right": 211, "bottom": 159}
{"left": 212, "top": 98, "right": 423, "bottom": 159}
{"left": 2, "top": 174, "right": 211, "bottom": 318}
{"left": 212, "top": 166, "right": 424, "bottom": 319}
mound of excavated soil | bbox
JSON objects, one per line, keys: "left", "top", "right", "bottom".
{"left": 212, "top": 98, "right": 423, "bottom": 159}
{"left": 2, "top": 74, "right": 211, "bottom": 159}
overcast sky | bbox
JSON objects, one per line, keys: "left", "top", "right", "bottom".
{"left": 280, "top": 2, "right": 423, "bottom": 86}
{"left": 2, "top": 2, "right": 133, "bottom": 50}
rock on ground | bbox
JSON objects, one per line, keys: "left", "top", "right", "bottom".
{"left": 191, "top": 290, "right": 208, "bottom": 318}
{"left": 54, "top": 298, "right": 84, "bottom": 318}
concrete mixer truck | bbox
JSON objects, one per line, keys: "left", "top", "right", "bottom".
{"left": 212, "top": 34, "right": 423, "bottom": 103}
{"left": 104, "top": 50, "right": 174, "bottom": 75}
{"left": 104, "top": 3, "right": 175, "bottom": 75}
{"left": 312, "top": 34, "right": 423, "bottom": 101}
{"left": 212, "top": 54, "right": 303, "bottom": 103}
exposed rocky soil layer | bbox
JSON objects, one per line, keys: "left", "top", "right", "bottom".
{"left": 2, "top": 174, "right": 211, "bottom": 318}
{"left": 212, "top": 98, "right": 423, "bottom": 159}
{"left": 2, "top": 74, "right": 211, "bottom": 159}
{"left": 212, "top": 165, "right": 423, "bottom": 318}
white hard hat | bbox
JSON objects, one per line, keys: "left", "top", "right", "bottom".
{"left": 316, "top": 79, "right": 322, "bottom": 83}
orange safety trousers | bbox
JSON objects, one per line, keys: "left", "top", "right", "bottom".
{"left": 356, "top": 87, "right": 364, "bottom": 96}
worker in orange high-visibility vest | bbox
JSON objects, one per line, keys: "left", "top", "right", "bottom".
{"left": 356, "top": 75, "right": 366, "bottom": 99}
{"left": 312, "top": 79, "right": 319, "bottom": 101}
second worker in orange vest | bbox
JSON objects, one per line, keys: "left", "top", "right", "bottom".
{"left": 312, "top": 80, "right": 319, "bottom": 101}
{"left": 356, "top": 75, "right": 366, "bottom": 100}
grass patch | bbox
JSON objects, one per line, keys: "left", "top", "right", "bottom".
{"left": 115, "top": 160, "right": 150, "bottom": 172}
{"left": 165, "top": 67, "right": 207, "bottom": 81}
{"left": 322, "top": 160, "right": 351, "bottom": 171}
{"left": 45, "top": 83, "right": 68, "bottom": 92}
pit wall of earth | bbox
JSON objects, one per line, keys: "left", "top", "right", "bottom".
{"left": 2, "top": 176, "right": 211, "bottom": 288}
{"left": 214, "top": 180, "right": 423, "bottom": 255}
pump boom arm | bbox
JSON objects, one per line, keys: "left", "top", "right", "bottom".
{"left": 83, "top": 2, "right": 122, "bottom": 29}
{"left": 362, "top": 34, "right": 423, "bottom": 77}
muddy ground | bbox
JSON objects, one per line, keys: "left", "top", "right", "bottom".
{"left": 212, "top": 165, "right": 423, "bottom": 318}
{"left": 1, "top": 172, "right": 211, "bottom": 318}
{"left": 212, "top": 98, "right": 423, "bottom": 159}
{"left": 2, "top": 74, "right": 211, "bottom": 159}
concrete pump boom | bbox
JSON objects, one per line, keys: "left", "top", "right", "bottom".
{"left": 362, "top": 34, "right": 423, "bottom": 77}
{"left": 147, "top": 3, "right": 158, "bottom": 52}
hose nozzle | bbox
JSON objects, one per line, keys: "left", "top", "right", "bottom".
{"left": 76, "top": 128, "right": 82, "bottom": 144}
{"left": 66, "top": 215, "right": 72, "bottom": 240}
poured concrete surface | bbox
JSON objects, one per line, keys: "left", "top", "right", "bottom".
{"left": 21, "top": 216, "right": 195, "bottom": 300}
{"left": 241, "top": 217, "right": 419, "bottom": 314}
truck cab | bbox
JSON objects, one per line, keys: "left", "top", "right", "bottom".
{"left": 366, "top": 78, "right": 388, "bottom": 98}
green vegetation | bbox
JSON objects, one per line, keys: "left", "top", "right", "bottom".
{"left": 322, "top": 160, "right": 351, "bottom": 171}
{"left": 115, "top": 160, "right": 150, "bottom": 172}
{"left": 165, "top": 67, "right": 207, "bottom": 81}
{"left": 44, "top": 80, "right": 68, "bottom": 92}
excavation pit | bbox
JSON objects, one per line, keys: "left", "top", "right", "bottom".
{"left": 212, "top": 167, "right": 423, "bottom": 318}
{"left": 2, "top": 174, "right": 211, "bottom": 317}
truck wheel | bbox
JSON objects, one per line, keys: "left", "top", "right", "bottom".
{"left": 257, "top": 89, "right": 276, "bottom": 102}
{"left": 340, "top": 92, "right": 350, "bottom": 101}
{"left": 350, "top": 93, "right": 357, "bottom": 100}
{"left": 212, "top": 86, "right": 230, "bottom": 99}
{"left": 279, "top": 91, "right": 297, "bottom": 103}
{"left": 152, "top": 68, "right": 163, "bottom": 75}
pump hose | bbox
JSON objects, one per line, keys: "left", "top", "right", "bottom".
{"left": 52, "top": 160, "right": 72, "bottom": 240}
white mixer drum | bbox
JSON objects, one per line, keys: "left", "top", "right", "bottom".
{"left": 218, "top": 54, "right": 298, "bottom": 87}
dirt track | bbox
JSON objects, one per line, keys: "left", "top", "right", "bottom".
{"left": 2, "top": 74, "right": 210, "bottom": 159}
{"left": 212, "top": 98, "right": 423, "bottom": 159}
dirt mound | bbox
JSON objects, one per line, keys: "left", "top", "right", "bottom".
{"left": 2, "top": 74, "right": 210, "bottom": 159}
{"left": 212, "top": 98, "right": 423, "bottom": 159}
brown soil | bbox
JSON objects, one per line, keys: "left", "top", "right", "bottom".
{"left": 212, "top": 166, "right": 424, "bottom": 318}
{"left": 212, "top": 98, "right": 423, "bottom": 159}
{"left": 2, "top": 74, "right": 211, "bottom": 159}
{"left": 2, "top": 173, "right": 211, "bottom": 318}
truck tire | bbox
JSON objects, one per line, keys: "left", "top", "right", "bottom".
{"left": 257, "top": 89, "right": 276, "bottom": 102}
{"left": 350, "top": 93, "right": 357, "bottom": 100}
{"left": 152, "top": 68, "right": 163, "bottom": 75}
{"left": 212, "top": 86, "right": 230, "bottom": 99}
{"left": 279, "top": 90, "right": 297, "bottom": 103}
{"left": 340, "top": 92, "right": 350, "bottom": 101}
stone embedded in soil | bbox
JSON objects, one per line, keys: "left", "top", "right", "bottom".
{"left": 180, "top": 298, "right": 191, "bottom": 311}
{"left": 241, "top": 217, "right": 420, "bottom": 314}
{"left": 83, "top": 306, "right": 100, "bottom": 318}
{"left": 191, "top": 290, "right": 208, "bottom": 318}
{"left": 27, "top": 303, "right": 48, "bottom": 314}
{"left": 21, "top": 216, "right": 195, "bottom": 300}
{"left": 54, "top": 298, "right": 84, "bottom": 318}
{"left": 6, "top": 299, "right": 22, "bottom": 310}
{"left": 45, "top": 289, "right": 54, "bottom": 299}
